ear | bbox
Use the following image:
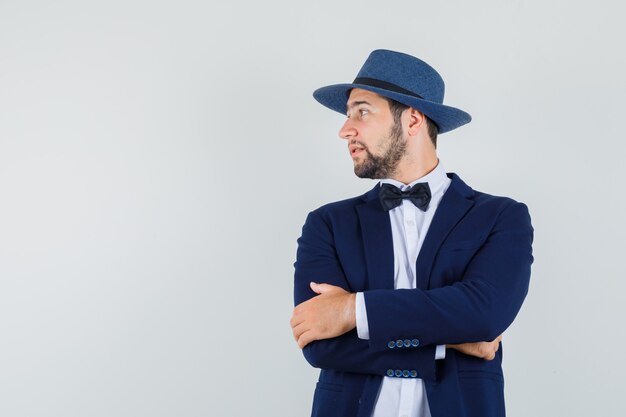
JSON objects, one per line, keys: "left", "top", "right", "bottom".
{"left": 407, "top": 108, "right": 426, "bottom": 137}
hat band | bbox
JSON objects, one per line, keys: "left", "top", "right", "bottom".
{"left": 353, "top": 77, "right": 424, "bottom": 100}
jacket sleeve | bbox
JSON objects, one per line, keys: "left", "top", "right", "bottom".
{"left": 363, "top": 201, "right": 534, "bottom": 351}
{"left": 293, "top": 210, "right": 437, "bottom": 381}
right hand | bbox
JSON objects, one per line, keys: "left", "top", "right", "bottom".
{"left": 447, "top": 335, "right": 503, "bottom": 361}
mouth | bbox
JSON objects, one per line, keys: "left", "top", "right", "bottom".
{"left": 350, "top": 146, "right": 366, "bottom": 158}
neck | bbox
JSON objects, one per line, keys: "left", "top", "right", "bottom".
{"left": 389, "top": 153, "right": 439, "bottom": 185}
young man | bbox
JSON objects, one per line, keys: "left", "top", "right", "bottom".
{"left": 291, "top": 49, "right": 534, "bottom": 417}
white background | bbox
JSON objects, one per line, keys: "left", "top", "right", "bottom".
{"left": 0, "top": 1, "right": 624, "bottom": 416}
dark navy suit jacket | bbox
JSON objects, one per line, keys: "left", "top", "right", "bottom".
{"left": 293, "top": 173, "right": 534, "bottom": 417}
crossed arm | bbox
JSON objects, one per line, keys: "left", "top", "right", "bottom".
{"left": 290, "top": 281, "right": 502, "bottom": 361}
{"left": 290, "top": 202, "right": 532, "bottom": 373}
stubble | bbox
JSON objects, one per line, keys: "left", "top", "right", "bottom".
{"left": 354, "top": 121, "right": 406, "bottom": 179}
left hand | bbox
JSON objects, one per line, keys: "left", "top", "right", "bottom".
{"left": 290, "top": 282, "right": 356, "bottom": 349}
{"left": 447, "top": 335, "right": 503, "bottom": 360}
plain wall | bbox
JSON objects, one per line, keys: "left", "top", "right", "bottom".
{"left": 0, "top": 1, "right": 624, "bottom": 416}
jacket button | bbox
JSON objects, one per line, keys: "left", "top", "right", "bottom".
{"left": 387, "top": 341, "right": 396, "bottom": 349}
{"left": 395, "top": 339, "right": 404, "bottom": 348}
{"left": 403, "top": 339, "right": 411, "bottom": 347}
{"left": 386, "top": 369, "right": 394, "bottom": 377}
{"left": 402, "top": 370, "right": 410, "bottom": 377}
{"left": 411, "top": 339, "right": 420, "bottom": 347}
{"left": 410, "top": 370, "right": 418, "bottom": 378}
{"left": 394, "top": 369, "right": 402, "bottom": 377}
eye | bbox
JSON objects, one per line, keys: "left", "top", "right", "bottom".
{"left": 346, "top": 108, "right": 370, "bottom": 118}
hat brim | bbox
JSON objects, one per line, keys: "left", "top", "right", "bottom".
{"left": 313, "top": 83, "right": 471, "bottom": 134}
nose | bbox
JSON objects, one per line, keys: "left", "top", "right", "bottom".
{"left": 339, "top": 117, "right": 357, "bottom": 140}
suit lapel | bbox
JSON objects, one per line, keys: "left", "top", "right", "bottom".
{"left": 356, "top": 184, "right": 395, "bottom": 290}
{"left": 415, "top": 173, "right": 475, "bottom": 290}
{"left": 355, "top": 174, "right": 475, "bottom": 291}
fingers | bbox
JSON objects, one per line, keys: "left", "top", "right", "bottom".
{"left": 310, "top": 282, "right": 333, "bottom": 294}
{"left": 290, "top": 309, "right": 305, "bottom": 329}
{"left": 483, "top": 336, "right": 503, "bottom": 360}
{"left": 297, "top": 329, "right": 317, "bottom": 349}
{"left": 310, "top": 282, "right": 345, "bottom": 295}
{"left": 290, "top": 305, "right": 308, "bottom": 343}
{"left": 310, "top": 282, "right": 322, "bottom": 294}
{"left": 446, "top": 336, "right": 503, "bottom": 361}
{"left": 291, "top": 321, "right": 309, "bottom": 342}
{"left": 291, "top": 284, "right": 348, "bottom": 349}
{"left": 489, "top": 335, "right": 503, "bottom": 358}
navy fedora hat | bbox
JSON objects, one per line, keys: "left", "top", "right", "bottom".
{"left": 313, "top": 49, "right": 471, "bottom": 134}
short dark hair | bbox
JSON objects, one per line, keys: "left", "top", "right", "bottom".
{"left": 383, "top": 97, "right": 438, "bottom": 148}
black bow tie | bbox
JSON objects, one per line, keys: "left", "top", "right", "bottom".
{"left": 379, "top": 182, "right": 432, "bottom": 211}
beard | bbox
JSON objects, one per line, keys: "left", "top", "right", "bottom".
{"left": 354, "top": 121, "right": 406, "bottom": 179}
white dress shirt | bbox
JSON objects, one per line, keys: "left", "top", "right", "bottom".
{"left": 355, "top": 160, "right": 451, "bottom": 417}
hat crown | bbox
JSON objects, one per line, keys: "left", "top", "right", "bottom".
{"left": 355, "top": 49, "right": 445, "bottom": 104}
{"left": 312, "top": 49, "right": 471, "bottom": 134}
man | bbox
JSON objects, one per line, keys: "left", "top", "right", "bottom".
{"left": 290, "top": 49, "right": 534, "bottom": 417}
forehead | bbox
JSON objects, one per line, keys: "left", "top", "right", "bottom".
{"left": 346, "top": 88, "right": 388, "bottom": 107}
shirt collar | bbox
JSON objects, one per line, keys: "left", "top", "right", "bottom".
{"left": 379, "top": 159, "right": 447, "bottom": 193}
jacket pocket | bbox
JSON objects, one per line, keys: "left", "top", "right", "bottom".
{"left": 458, "top": 370, "right": 504, "bottom": 382}
{"left": 457, "top": 373, "right": 505, "bottom": 417}
{"left": 439, "top": 235, "right": 486, "bottom": 252}
{"left": 316, "top": 381, "right": 344, "bottom": 392}
{"left": 311, "top": 382, "right": 348, "bottom": 417}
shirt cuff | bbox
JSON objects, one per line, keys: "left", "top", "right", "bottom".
{"left": 435, "top": 344, "right": 446, "bottom": 360}
{"left": 355, "top": 292, "right": 370, "bottom": 340}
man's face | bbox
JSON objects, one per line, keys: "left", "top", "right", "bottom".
{"left": 339, "top": 89, "right": 407, "bottom": 179}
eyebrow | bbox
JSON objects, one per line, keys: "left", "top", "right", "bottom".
{"left": 347, "top": 100, "right": 372, "bottom": 109}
